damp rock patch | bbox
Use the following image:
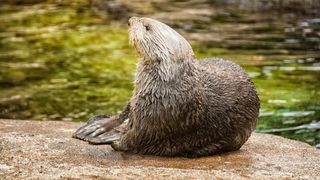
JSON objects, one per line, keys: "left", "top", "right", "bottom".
{"left": 0, "top": 119, "right": 319, "bottom": 179}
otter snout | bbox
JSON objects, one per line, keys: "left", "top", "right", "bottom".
{"left": 128, "top": 17, "right": 139, "bottom": 27}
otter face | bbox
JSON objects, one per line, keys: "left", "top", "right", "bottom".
{"left": 128, "top": 17, "right": 194, "bottom": 63}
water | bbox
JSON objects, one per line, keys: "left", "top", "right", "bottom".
{"left": 0, "top": 1, "right": 319, "bottom": 146}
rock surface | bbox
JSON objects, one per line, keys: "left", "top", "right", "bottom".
{"left": 0, "top": 119, "right": 319, "bottom": 179}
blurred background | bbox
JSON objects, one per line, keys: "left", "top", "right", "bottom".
{"left": 0, "top": 0, "right": 319, "bottom": 147}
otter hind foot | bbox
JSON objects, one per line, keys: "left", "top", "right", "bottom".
{"left": 72, "top": 114, "right": 122, "bottom": 144}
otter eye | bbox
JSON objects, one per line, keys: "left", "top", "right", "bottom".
{"left": 145, "top": 25, "right": 150, "bottom": 31}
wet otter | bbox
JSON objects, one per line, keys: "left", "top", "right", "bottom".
{"left": 73, "top": 17, "right": 260, "bottom": 157}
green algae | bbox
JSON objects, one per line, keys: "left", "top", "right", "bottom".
{"left": 0, "top": 1, "right": 135, "bottom": 120}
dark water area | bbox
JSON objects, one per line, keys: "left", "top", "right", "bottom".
{"left": 0, "top": 0, "right": 319, "bottom": 146}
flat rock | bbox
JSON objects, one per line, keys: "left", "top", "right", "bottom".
{"left": 0, "top": 119, "right": 319, "bottom": 179}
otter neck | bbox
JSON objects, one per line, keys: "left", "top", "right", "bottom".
{"left": 135, "top": 56, "right": 196, "bottom": 85}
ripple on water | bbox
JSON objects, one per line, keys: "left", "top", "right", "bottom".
{"left": 256, "top": 121, "right": 320, "bottom": 133}
{"left": 268, "top": 100, "right": 287, "bottom": 104}
{"left": 259, "top": 111, "right": 315, "bottom": 117}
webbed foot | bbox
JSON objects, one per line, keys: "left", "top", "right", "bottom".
{"left": 72, "top": 114, "right": 122, "bottom": 145}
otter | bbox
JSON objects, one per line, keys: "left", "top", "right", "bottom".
{"left": 72, "top": 17, "right": 260, "bottom": 157}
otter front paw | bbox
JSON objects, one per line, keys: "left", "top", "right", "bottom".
{"left": 72, "top": 115, "right": 121, "bottom": 144}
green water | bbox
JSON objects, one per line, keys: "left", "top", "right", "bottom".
{"left": 0, "top": 1, "right": 319, "bottom": 146}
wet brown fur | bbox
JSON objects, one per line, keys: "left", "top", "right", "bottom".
{"left": 73, "top": 17, "right": 260, "bottom": 157}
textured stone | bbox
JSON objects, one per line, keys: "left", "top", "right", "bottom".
{"left": 0, "top": 119, "right": 319, "bottom": 179}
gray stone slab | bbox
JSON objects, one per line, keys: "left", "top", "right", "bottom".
{"left": 0, "top": 119, "right": 319, "bottom": 179}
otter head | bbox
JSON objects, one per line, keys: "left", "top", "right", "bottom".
{"left": 128, "top": 17, "right": 194, "bottom": 64}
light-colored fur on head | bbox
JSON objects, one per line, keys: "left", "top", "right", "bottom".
{"left": 128, "top": 17, "right": 195, "bottom": 82}
{"left": 128, "top": 17, "right": 194, "bottom": 63}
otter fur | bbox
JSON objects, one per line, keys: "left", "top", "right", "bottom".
{"left": 72, "top": 17, "right": 260, "bottom": 157}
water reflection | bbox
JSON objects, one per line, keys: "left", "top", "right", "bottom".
{"left": 260, "top": 111, "right": 315, "bottom": 117}
{"left": 256, "top": 121, "right": 320, "bottom": 133}
{"left": 285, "top": 18, "right": 320, "bottom": 50}
{"left": 255, "top": 56, "right": 319, "bottom": 146}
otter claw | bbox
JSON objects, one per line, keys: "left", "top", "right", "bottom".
{"left": 72, "top": 114, "right": 122, "bottom": 144}
{"left": 72, "top": 122, "right": 103, "bottom": 140}
{"left": 73, "top": 114, "right": 111, "bottom": 139}
{"left": 90, "top": 127, "right": 107, "bottom": 137}
{"left": 88, "top": 131, "right": 121, "bottom": 145}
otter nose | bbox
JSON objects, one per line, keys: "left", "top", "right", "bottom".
{"left": 128, "top": 17, "right": 138, "bottom": 26}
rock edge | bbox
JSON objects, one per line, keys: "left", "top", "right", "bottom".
{"left": 0, "top": 119, "right": 319, "bottom": 179}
